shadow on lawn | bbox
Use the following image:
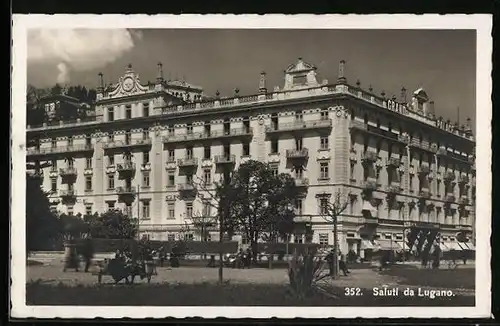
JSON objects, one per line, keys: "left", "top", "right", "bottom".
{"left": 26, "top": 280, "right": 474, "bottom": 307}
{"left": 380, "top": 264, "right": 475, "bottom": 290}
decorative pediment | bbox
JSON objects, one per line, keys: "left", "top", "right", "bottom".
{"left": 285, "top": 58, "right": 317, "bottom": 74}
{"left": 413, "top": 88, "right": 429, "bottom": 102}
{"left": 106, "top": 65, "right": 152, "bottom": 99}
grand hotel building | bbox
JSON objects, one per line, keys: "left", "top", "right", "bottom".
{"left": 26, "top": 59, "right": 476, "bottom": 256}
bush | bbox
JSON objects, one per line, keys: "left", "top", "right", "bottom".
{"left": 287, "top": 251, "right": 328, "bottom": 299}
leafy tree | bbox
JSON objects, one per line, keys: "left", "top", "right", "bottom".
{"left": 59, "top": 213, "right": 89, "bottom": 240}
{"left": 227, "top": 160, "right": 300, "bottom": 262}
{"left": 83, "top": 209, "right": 138, "bottom": 239}
{"left": 25, "top": 175, "right": 62, "bottom": 253}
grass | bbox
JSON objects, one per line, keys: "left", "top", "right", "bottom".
{"left": 26, "top": 281, "right": 474, "bottom": 306}
{"left": 380, "top": 265, "right": 475, "bottom": 290}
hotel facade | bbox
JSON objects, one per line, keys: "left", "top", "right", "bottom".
{"left": 26, "top": 59, "right": 476, "bottom": 257}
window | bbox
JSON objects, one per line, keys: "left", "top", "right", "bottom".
{"left": 203, "top": 202, "right": 211, "bottom": 216}
{"left": 107, "top": 201, "right": 115, "bottom": 211}
{"left": 50, "top": 159, "right": 57, "bottom": 171}
{"left": 186, "top": 147, "right": 193, "bottom": 159}
{"left": 67, "top": 158, "right": 74, "bottom": 168}
{"left": 223, "top": 144, "right": 230, "bottom": 157}
{"left": 125, "top": 204, "right": 132, "bottom": 217}
{"left": 86, "top": 157, "right": 92, "bottom": 169}
{"left": 125, "top": 105, "right": 132, "bottom": 119}
{"left": 167, "top": 233, "right": 176, "bottom": 241}
{"left": 206, "top": 233, "right": 212, "bottom": 242}
{"left": 437, "top": 180, "right": 441, "bottom": 197}
{"left": 320, "top": 136, "right": 329, "bottom": 150}
{"left": 294, "top": 234, "right": 304, "bottom": 244}
{"left": 142, "top": 201, "right": 150, "bottom": 219}
{"left": 108, "top": 175, "right": 115, "bottom": 190}
{"left": 143, "top": 173, "right": 150, "bottom": 187}
{"left": 143, "top": 151, "right": 150, "bottom": 164}
{"left": 108, "top": 108, "right": 114, "bottom": 121}
{"left": 125, "top": 133, "right": 131, "bottom": 145}
{"left": 143, "top": 103, "right": 149, "bottom": 117}
{"left": 167, "top": 202, "right": 175, "bottom": 219}
{"left": 167, "top": 172, "right": 175, "bottom": 187}
{"left": 319, "top": 233, "right": 329, "bottom": 245}
{"left": 242, "top": 142, "right": 250, "bottom": 156}
{"left": 109, "top": 133, "right": 114, "bottom": 142}
{"left": 108, "top": 155, "right": 114, "bottom": 166}
{"left": 409, "top": 175, "right": 414, "bottom": 192}
{"left": 185, "top": 233, "right": 194, "bottom": 241}
{"left": 204, "top": 123, "right": 211, "bottom": 135}
{"left": 168, "top": 149, "right": 175, "bottom": 162}
{"left": 223, "top": 119, "right": 230, "bottom": 134}
{"left": 51, "top": 139, "right": 57, "bottom": 148}
{"left": 293, "top": 75, "right": 307, "bottom": 85}
{"left": 168, "top": 126, "right": 174, "bottom": 135}
{"left": 271, "top": 139, "right": 279, "bottom": 153}
{"left": 85, "top": 176, "right": 92, "bottom": 191}
{"left": 270, "top": 164, "right": 278, "bottom": 176}
{"left": 186, "top": 202, "right": 193, "bottom": 218}
{"left": 143, "top": 130, "right": 149, "bottom": 140}
{"left": 204, "top": 146, "right": 211, "bottom": 159}
{"left": 203, "top": 169, "right": 211, "bottom": 185}
{"left": 320, "top": 162, "right": 329, "bottom": 179}
{"left": 295, "top": 138, "right": 303, "bottom": 150}
{"left": 51, "top": 178, "right": 57, "bottom": 192}
{"left": 319, "top": 197, "right": 329, "bottom": 215}
{"left": 186, "top": 123, "right": 193, "bottom": 134}
{"left": 85, "top": 205, "right": 92, "bottom": 216}
{"left": 294, "top": 199, "right": 303, "bottom": 215}
{"left": 295, "top": 111, "right": 303, "bottom": 121}
{"left": 68, "top": 137, "right": 73, "bottom": 147}
{"left": 67, "top": 206, "right": 74, "bottom": 216}
{"left": 295, "top": 168, "right": 304, "bottom": 179}
{"left": 186, "top": 174, "right": 193, "bottom": 184}
{"left": 320, "top": 110, "right": 329, "bottom": 120}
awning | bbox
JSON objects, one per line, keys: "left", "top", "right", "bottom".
{"left": 446, "top": 242, "right": 463, "bottom": 251}
{"left": 465, "top": 242, "right": 476, "bottom": 251}
{"left": 361, "top": 201, "right": 378, "bottom": 217}
{"left": 393, "top": 241, "right": 404, "bottom": 250}
{"left": 374, "top": 239, "right": 400, "bottom": 251}
{"left": 361, "top": 240, "right": 375, "bottom": 250}
{"left": 457, "top": 242, "right": 470, "bottom": 250}
{"left": 439, "top": 242, "right": 450, "bottom": 252}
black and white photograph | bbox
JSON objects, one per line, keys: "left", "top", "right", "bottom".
{"left": 10, "top": 14, "right": 492, "bottom": 319}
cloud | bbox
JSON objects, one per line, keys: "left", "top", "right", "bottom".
{"left": 28, "top": 29, "right": 143, "bottom": 83}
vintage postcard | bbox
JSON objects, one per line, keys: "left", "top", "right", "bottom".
{"left": 10, "top": 14, "right": 492, "bottom": 319}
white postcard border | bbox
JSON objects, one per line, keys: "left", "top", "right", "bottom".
{"left": 11, "top": 14, "right": 492, "bottom": 319}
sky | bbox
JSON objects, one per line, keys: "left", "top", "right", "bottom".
{"left": 27, "top": 28, "right": 476, "bottom": 126}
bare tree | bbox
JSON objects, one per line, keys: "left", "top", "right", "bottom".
{"left": 318, "top": 190, "right": 350, "bottom": 279}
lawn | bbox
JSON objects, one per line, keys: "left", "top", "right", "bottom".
{"left": 26, "top": 281, "right": 474, "bottom": 306}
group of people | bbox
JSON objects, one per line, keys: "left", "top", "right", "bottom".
{"left": 325, "top": 249, "right": 351, "bottom": 276}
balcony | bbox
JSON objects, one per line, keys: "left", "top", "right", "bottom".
{"left": 436, "top": 146, "right": 448, "bottom": 156}
{"left": 363, "top": 179, "right": 378, "bottom": 191}
{"left": 294, "top": 178, "right": 310, "bottom": 187}
{"left": 459, "top": 174, "right": 469, "bottom": 184}
{"left": 386, "top": 157, "right": 401, "bottom": 168}
{"left": 361, "top": 151, "right": 378, "bottom": 163}
{"left": 417, "top": 164, "right": 430, "bottom": 175}
{"left": 286, "top": 148, "right": 309, "bottom": 161}
{"left": 117, "top": 162, "right": 136, "bottom": 179}
{"left": 459, "top": 196, "right": 469, "bottom": 206}
{"left": 116, "top": 186, "right": 136, "bottom": 204}
{"left": 163, "top": 127, "right": 253, "bottom": 144}
{"left": 103, "top": 138, "right": 152, "bottom": 151}
{"left": 214, "top": 154, "right": 236, "bottom": 165}
{"left": 419, "top": 189, "right": 431, "bottom": 199}
{"left": 445, "top": 193, "right": 456, "bottom": 203}
{"left": 178, "top": 183, "right": 197, "bottom": 194}
{"left": 409, "top": 138, "right": 430, "bottom": 151}
{"left": 59, "top": 167, "right": 77, "bottom": 178}
{"left": 267, "top": 119, "right": 332, "bottom": 134}
{"left": 60, "top": 189, "right": 77, "bottom": 203}
{"left": 177, "top": 157, "right": 199, "bottom": 168}
{"left": 27, "top": 170, "right": 44, "bottom": 180}
{"left": 26, "top": 144, "right": 94, "bottom": 158}
{"left": 386, "top": 182, "right": 401, "bottom": 194}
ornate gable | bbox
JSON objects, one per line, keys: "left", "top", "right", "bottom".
{"left": 106, "top": 64, "right": 152, "bottom": 99}
{"left": 285, "top": 58, "right": 317, "bottom": 74}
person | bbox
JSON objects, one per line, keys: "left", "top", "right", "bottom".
{"left": 326, "top": 249, "right": 335, "bottom": 276}
{"left": 339, "top": 254, "right": 351, "bottom": 276}
{"left": 81, "top": 237, "right": 95, "bottom": 272}
{"left": 207, "top": 255, "right": 216, "bottom": 268}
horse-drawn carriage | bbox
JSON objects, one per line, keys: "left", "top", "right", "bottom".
{"left": 93, "top": 258, "right": 156, "bottom": 284}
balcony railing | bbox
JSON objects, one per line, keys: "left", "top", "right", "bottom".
{"left": 417, "top": 164, "right": 430, "bottom": 175}
{"left": 163, "top": 128, "right": 253, "bottom": 144}
{"left": 349, "top": 120, "right": 368, "bottom": 131}
{"left": 409, "top": 138, "right": 430, "bottom": 151}
{"left": 361, "top": 151, "right": 378, "bottom": 163}
{"left": 177, "top": 157, "right": 199, "bottom": 167}
{"left": 59, "top": 167, "right": 77, "bottom": 177}
{"left": 267, "top": 119, "right": 332, "bottom": 133}
{"left": 117, "top": 162, "right": 136, "bottom": 173}
{"left": 386, "top": 182, "right": 401, "bottom": 194}
{"left": 103, "top": 138, "right": 152, "bottom": 150}
{"left": 363, "top": 179, "right": 378, "bottom": 190}
{"left": 116, "top": 186, "right": 136, "bottom": 196}
{"left": 445, "top": 193, "right": 456, "bottom": 203}
{"left": 386, "top": 157, "right": 401, "bottom": 167}
{"left": 59, "top": 189, "right": 76, "bottom": 197}
{"left": 444, "top": 170, "right": 456, "bottom": 181}
{"left": 459, "top": 196, "right": 469, "bottom": 206}
{"left": 214, "top": 154, "right": 236, "bottom": 165}
{"left": 294, "top": 178, "right": 310, "bottom": 187}
{"left": 178, "top": 183, "right": 196, "bottom": 192}
{"left": 286, "top": 148, "right": 309, "bottom": 159}
{"left": 419, "top": 189, "right": 431, "bottom": 199}
{"left": 27, "top": 144, "right": 94, "bottom": 156}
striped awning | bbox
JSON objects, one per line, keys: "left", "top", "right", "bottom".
{"left": 457, "top": 242, "right": 470, "bottom": 250}
{"left": 361, "top": 240, "right": 375, "bottom": 250}
{"left": 374, "top": 239, "right": 400, "bottom": 250}
{"left": 466, "top": 242, "right": 476, "bottom": 251}
{"left": 446, "top": 242, "right": 463, "bottom": 251}
{"left": 439, "top": 242, "right": 450, "bottom": 252}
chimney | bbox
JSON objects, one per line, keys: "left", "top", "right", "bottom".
{"left": 400, "top": 87, "right": 407, "bottom": 103}
{"left": 156, "top": 62, "right": 164, "bottom": 82}
{"left": 97, "top": 72, "right": 104, "bottom": 93}
{"left": 337, "top": 60, "right": 347, "bottom": 84}
{"left": 259, "top": 71, "right": 267, "bottom": 94}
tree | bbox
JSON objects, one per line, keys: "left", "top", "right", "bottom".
{"left": 228, "top": 160, "right": 300, "bottom": 263}
{"left": 83, "top": 209, "right": 138, "bottom": 239}
{"left": 318, "top": 190, "right": 350, "bottom": 279}
{"left": 59, "top": 213, "right": 89, "bottom": 240}
{"left": 25, "top": 175, "right": 62, "bottom": 253}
